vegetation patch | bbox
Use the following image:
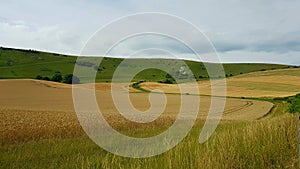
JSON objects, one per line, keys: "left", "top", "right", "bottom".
{"left": 131, "top": 81, "right": 150, "bottom": 93}
{"left": 36, "top": 72, "right": 80, "bottom": 84}
{"left": 287, "top": 93, "right": 300, "bottom": 114}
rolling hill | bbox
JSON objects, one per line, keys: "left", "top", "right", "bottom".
{"left": 0, "top": 47, "right": 293, "bottom": 82}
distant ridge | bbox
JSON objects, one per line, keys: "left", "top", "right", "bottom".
{"left": 0, "top": 47, "right": 293, "bottom": 83}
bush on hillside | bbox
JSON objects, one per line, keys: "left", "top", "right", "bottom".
{"left": 51, "top": 72, "right": 62, "bottom": 82}
{"left": 63, "top": 74, "right": 80, "bottom": 84}
{"left": 36, "top": 73, "right": 80, "bottom": 84}
{"left": 42, "top": 76, "right": 50, "bottom": 81}
{"left": 36, "top": 75, "right": 43, "bottom": 80}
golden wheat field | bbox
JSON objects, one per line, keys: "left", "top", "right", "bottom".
{"left": 0, "top": 79, "right": 274, "bottom": 143}
{"left": 140, "top": 68, "right": 300, "bottom": 98}
{"left": 0, "top": 71, "right": 298, "bottom": 168}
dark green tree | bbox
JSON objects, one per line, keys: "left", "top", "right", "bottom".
{"left": 42, "top": 76, "right": 50, "bottom": 81}
{"left": 165, "top": 73, "right": 172, "bottom": 78}
{"left": 36, "top": 75, "right": 43, "bottom": 80}
{"left": 51, "top": 72, "right": 62, "bottom": 82}
{"left": 63, "top": 74, "right": 80, "bottom": 84}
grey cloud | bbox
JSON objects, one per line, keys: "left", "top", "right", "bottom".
{"left": 0, "top": 0, "right": 300, "bottom": 64}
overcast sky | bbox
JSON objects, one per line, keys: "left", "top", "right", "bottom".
{"left": 0, "top": 0, "right": 299, "bottom": 65}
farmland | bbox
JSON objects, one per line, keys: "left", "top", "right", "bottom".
{"left": 1, "top": 114, "right": 297, "bottom": 168}
{"left": 140, "top": 68, "right": 300, "bottom": 98}
{"left": 0, "top": 48, "right": 299, "bottom": 168}
{"left": 0, "top": 79, "right": 274, "bottom": 143}
{"left": 0, "top": 76, "right": 299, "bottom": 168}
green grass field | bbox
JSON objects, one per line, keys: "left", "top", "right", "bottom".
{"left": 0, "top": 47, "right": 291, "bottom": 82}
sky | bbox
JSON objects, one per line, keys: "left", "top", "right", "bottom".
{"left": 0, "top": 0, "right": 299, "bottom": 65}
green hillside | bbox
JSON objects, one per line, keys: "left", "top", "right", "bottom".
{"left": 0, "top": 47, "right": 292, "bottom": 83}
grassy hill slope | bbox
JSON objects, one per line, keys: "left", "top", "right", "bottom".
{"left": 0, "top": 47, "right": 292, "bottom": 82}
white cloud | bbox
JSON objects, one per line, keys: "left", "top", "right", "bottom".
{"left": 218, "top": 50, "right": 300, "bottom": 65}
{"left": 0, "top": 0, "right": 299, "bottom": 64}
{"left": 0, "top": 19, "right": 84, "bottom": 54}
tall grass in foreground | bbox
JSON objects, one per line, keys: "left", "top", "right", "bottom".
{"left": 0, "top": 114, "right": 298, "bottom": 169}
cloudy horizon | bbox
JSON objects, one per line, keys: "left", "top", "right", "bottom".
{"left": 0, "top": 0, "right": 299, "bottom": 65}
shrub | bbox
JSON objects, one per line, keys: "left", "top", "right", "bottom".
{"left": 160, "top": 79, "right": 173, "bottom": 84}
{"left": 166, "top": 73, "right": 172, "bottom": 79}
{"left": 36, "top": 75, "right": 43, "bottom": 80}
{"left": 51, "top": 73, "right": 62, "bottom": 82}
{"left": 63, "top": 74, "right": 80, "bottom": 84}
{"left": 288, "top": 94, "right": 300, "bottom": 114}
{"left": 42, "top": 76, "right": 50, "bottom": 81}
{"left": 6, "top": 59, "right": 14, "bottom": 66}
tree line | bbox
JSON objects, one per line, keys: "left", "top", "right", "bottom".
{"left": 35, "top": 72, "right": 80, "bottom": 84}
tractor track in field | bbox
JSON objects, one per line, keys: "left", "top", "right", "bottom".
{"left": 223, "top": 101, "right": 253, "bottom": 115}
